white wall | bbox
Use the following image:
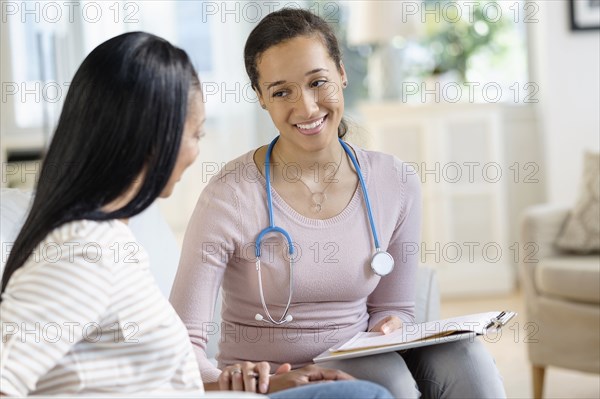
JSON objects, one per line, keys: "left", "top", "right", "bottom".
{"left": 529, "top": 1, "right": 600, "bottom": 206}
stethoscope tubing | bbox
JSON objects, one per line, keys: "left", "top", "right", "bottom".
{"left": 338, "top": 139, "right": 381, "bottom": 251}
{"left": 255, "top": 137, "right": 295, "bottom": 258}
{"left": 253, "top": 136, "right": 391, "bottom": 325}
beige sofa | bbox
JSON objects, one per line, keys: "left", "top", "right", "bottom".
{"left": 520, "top": 204, "right": 600, "bottom": 398}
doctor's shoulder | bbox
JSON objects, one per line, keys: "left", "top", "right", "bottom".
{"left": 358, "top": 148, "right": 421, "bottom": 189}
{"left": 203, "top": 151, "right": 257, "bottom": 188}
{"left": 198, "top": 150, "right": 264, "bottom": 205}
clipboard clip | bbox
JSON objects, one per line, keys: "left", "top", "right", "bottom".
{"left": 485, "top": 311, "right": 516, "bottom": 331}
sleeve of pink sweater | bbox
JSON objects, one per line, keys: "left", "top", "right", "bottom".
{"left": 169, "top": 177, "right": 240, "bottom": 382}
{"left": 366, "top": 161, "right": 422, "bottom": 330}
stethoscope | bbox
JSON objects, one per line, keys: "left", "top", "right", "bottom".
{"left": 254, "top": 136, "right": 395, "bottom": 325}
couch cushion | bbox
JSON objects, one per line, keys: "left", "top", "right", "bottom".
{"left": 535, "top": 256, "right": 600, "bottom": 304}
{"left": 0, "top": 188, "right": 33, "bottom": 275}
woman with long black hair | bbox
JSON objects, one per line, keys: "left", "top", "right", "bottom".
{"left": 0, "top": 31, "right": 206, "bottom": 396}
{"left": 0, "top": 31, "right": 391, "bottom": 398}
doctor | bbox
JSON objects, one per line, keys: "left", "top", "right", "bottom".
{"left": 170, "top": 8, "right": 506, "bottom": 398}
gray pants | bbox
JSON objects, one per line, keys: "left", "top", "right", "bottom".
{"left": 320, "top": 339, "right": 506, "bottom": 399}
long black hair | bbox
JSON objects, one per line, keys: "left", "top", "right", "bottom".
{"left": 1, "top": 32, "right": 199, "bottom": 295}
{"left": 243, "top": 8, "right": 348, "bottom": 138}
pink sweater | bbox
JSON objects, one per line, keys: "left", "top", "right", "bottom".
{"left": 170, "top": 144, "right": 421, "bottom": 382}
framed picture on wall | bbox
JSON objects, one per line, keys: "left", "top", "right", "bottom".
{"left": 570, "top": 0, "right": 600, "bottom": 30}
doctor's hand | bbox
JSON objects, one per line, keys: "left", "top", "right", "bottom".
{"left": 217, "top": 361, "right": 291, "bottom": 393}
{"left": 267, "top": 364, "right": 355, "bottom": 394}
{"left": 369, "top": 315, "right": 403, "bottom": 335}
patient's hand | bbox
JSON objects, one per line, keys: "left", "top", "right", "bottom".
{"left": 218, "top": 361, "right": 290, "bottom": 393}
{"left": 266, "top": 364, "right": 355, "bottom": 393}
{"left": 369, "top": 315, "right": 403, "bottom": 334}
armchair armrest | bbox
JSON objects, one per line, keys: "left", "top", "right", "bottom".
{"left": 415, "top": 266, "right": 440, "bottom": 323}
{"left": 519, "top": 204, "right": 570, "bottom": 296}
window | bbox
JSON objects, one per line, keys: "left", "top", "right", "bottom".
{"left": 330, "top": 0, "right": 530, "bottom": 105}
{"left": 174, "top": 2, "right": 213, "bottom": 73}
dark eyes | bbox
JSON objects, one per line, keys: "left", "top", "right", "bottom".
{"left": 194, "top": 129, "right": 205, "bottom": 140}
{"left": 272, "top": 79, "right": 329, "bottom": 98}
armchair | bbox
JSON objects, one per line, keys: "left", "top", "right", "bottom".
{"left": 520, "top": 204, "right": 600, "bottom": 398}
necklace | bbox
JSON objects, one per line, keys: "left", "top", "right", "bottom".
{"left": 274, "top": 146, "right": 344, "bottom": 213}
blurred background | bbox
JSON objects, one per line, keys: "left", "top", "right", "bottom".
{"left": 1, "top": 1, "right": 598, "bottom": 397}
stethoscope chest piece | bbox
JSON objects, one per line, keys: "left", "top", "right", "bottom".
{"left": 371, "top": 250, "right": 394, "bottom": 276}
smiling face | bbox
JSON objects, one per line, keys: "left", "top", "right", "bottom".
{"left": 256, "top": 35, "right": 347, "bottom": 153}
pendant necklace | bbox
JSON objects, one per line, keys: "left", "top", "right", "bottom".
{"left": 275, "top": 146, "right": 344, "bottom": 213}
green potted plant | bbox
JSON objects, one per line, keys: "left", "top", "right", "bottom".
{"left": 423, "top": 1, "right": 510, "bottom": 82}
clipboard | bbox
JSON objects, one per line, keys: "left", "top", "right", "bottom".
{"left": 313, "top": 310, "right": 516, "bottom": 364}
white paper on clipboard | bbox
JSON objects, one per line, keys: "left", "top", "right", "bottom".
{"left": 313, "top": 311, "right": 515, "bottom": 363}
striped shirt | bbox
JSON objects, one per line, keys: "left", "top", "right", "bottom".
{"left": 0, "top": 220, "right": 203, "bottom": 396}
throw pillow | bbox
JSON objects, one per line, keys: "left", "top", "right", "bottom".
{"left": 555, "top": 151, "right": 600, "bottom": 253}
